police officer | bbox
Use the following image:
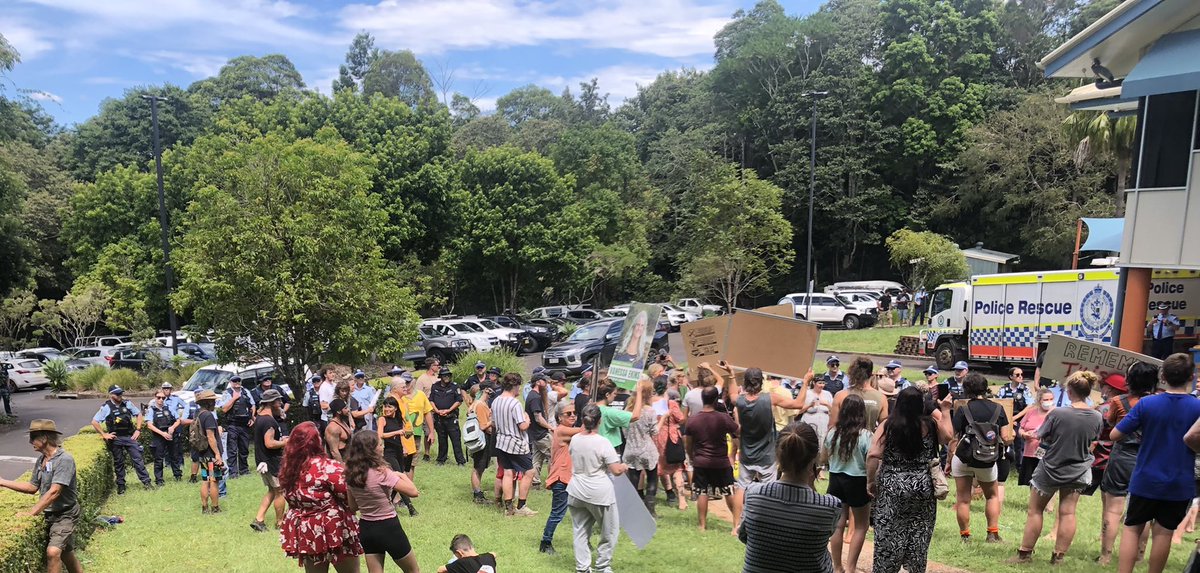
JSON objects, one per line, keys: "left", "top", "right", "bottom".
{"left": 146, "top": 387, "right": 183, "bottom": 485}
{"left": 350, "top": 370, "right": 377, "bottom": 432}
{"left": 218, "top": 375, "right": 255, "bottom": 478}
{"left": 430, "top": 368, "right": 466, "bottom": 465}
{"left": 946, "top": 361, "right": 969, "bottom": 400}
{"left": 160, "top": 383, "right": 188, "bottom": 478}
{"left": 0, "top": 361, "right": 12, "bottom": 416}
{"left": 302, "top": 374, "right": 323, "bottom": 432}
{"left": 884, "top": 360, "right": 910, "bottom": 391}
{"left": 252, "top": 374, "right": 291, "bottom": 435}
{"left": 90, "top": 385, "right": 152, "bottom": 494}
{"left": 822, "top": 355, "right": 849, "bottom": 395}
{"left": 997, "top": 366, "right": 1033, "bottom": 474}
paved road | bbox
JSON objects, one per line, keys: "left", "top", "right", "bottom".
{"left": 0, "top": 389, "right": 105, "bottom": 479}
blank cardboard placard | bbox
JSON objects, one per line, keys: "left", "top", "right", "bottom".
{"left": 753, "top": 303, "right": 794, "bottom": 318}
{"left": 611, "top": 473, "right": 656, "bottom": 549}
{"left": 722, "top": 310, "right": 820, "bottom": 380}
{"left": 680, "top": 315, "right": 731, "bottom": 378}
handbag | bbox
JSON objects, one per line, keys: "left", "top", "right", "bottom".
{"left": 665, "top": 433, "right": 686, "bottom": 464}
{"left": 929, "top": 458, "right": 949, "bottom": 500}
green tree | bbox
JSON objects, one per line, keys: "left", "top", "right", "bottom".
{"left": 188, "top": 55, "right": 306, "bottom": 107}
{"left": 885, "top": 229, "right": 968, "bottom": 289}
{"left": 1, "top": 140, "right": 76, "bottom": 297}
{"left": 362, "top": 49, "right": 436, "bottom": 107}
{"left": 30, "top": 284, "right": 110, "bottom": 349}
{"left": 174, "top": 132, "right": 418, "bottom": 381}
{"left": 333, "top": 32, "right": 378, "bottom": 93}
{"left": 495, "top": 85, "right": 567, "bottom": 126}
{"left": 447, "top": 146, "right": 595, "bottom": 312}
{"left": 0, "top": 287, "right": 36, "bottom": 349}
{"left": 1063, "top": 110, "right": 1136, "bottom": 215}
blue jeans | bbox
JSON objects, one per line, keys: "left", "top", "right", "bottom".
{"left": 542, "top": 482, "right": 569, "bottom": 544}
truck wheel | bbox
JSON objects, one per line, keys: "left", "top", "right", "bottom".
{"left": 428, "top": 349, "right": 449, "bottom": 365}
{"left": 843, "top": 315, "right": 861, "bottom": 330}
{"left": 935, "top": 342, "right": 957, "bottom": 371}
{"left": 518, "top": 335, "right": 537, "bottom": 355}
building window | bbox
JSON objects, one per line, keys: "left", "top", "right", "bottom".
{"left": 1138, "top": 90, "right": 1197, "bottom": 189}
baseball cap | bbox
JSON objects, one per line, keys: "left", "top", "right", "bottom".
{"left": 532, "top": 366, "right": 546, "bottom": 375}
{"left": 107, "top": 384, "right": 124, "bottom": 395}
{"left": 439, "top": 369, "right": 453, "bottom": 379}
{"left": 1103, "top": 373, "right": 1128, "bottom": 393}
{"left": 329, "top": 398, "right": 347, "bottom": 413}
{"left": 229, "top": 374, "right": 242, "bottom": 382}
{"left": 160, "top": 382, "right": 173, "bottom": 389}
{"left": 826, "top": 355, "right": 841, "bottom": 365}
{"left": 388, "top": 366, "right": 404, "bottom": 375}
{"left": 581, "top": 363, "right": 594, "bottom": 374}
{"left": 353, "top": 369, "right": 366, "bottom": 379}
{"left": 532, "top": 373, "right": 547, "bottom": 382}
{"left": 922, "top": 366, "right": 939, "bottom": 375}
{"left": 475, "top": 361, "right": 486, "bottom": 369}
{"left": 400, "top": 372, "right": 414, "bottom": 382}
{"left": 550, "top": 371, "right": 566, "bottom": 381}
{"left": 885, "top": 360, "right": 902, "bottom": 370}
{"left": 310, "top": 374, "right": 322, "bottom": 383}
{"left": 953, "top": 361, "right": 969, "bottom": 371}
{"left": 487, "top": 367, "right": 502, "bottom": 375}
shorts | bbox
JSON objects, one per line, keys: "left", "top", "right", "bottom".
{"left": 1030, "top": 467, "right": 1089, "bottom": 498}
{"left": 1081, "top": 467, "right": 1104, "bottom": 496}
{"left": 736, "top": 463, "right": 777, "bottom": 489}
{"left": 496, "top": 450, "right": 533, "bottom": 473}
{"left": 472, "top": 447, "right": 492, "bottom": 474}
{"left": 45, "top": 505, "right": 80, "bottom": 552}
{"left": 950, "top": 456, "right": 998, "bottom": 483}
{"left": 827, "top": 472, "right": 870, "bottom": 508}
{"left": 1125, "top": 494, "right": 1192, "bottom": 530}
{"left": 1018, "top": 457, "right": 1040, "bottom": 486}
{"left": 260, "top": 472, "right": 280, "bottom": 489}
{"left": 996, "top": 456, "right": 1011, "bottom": 483}
{"left": 691, "top": 466, "right": 736, "bottom": 498}
{"left": 200, "top": 459, "right": 224, "bottom": 482}
{"left": 359, "top": 517, "right": 413, "bottom": 560}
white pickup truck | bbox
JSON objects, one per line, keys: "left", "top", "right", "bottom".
{"left": 676, "top": 298, "right": 724, "bottom": 315}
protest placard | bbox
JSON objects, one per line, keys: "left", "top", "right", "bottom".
{"left": 607, "top": 303, "right": 664, "bottom": 390}
{"left": 680, "top": 314, "right": 730, "bottom": 378}
{"left": 1040, "top": 333, "right": 1161, "bottom": 382}
{"left": 680, "top": 309, "right": 819, "bottom": 381}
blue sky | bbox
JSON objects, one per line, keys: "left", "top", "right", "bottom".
{"left": 3, "top": 0, "right": 822, "bottom": 126}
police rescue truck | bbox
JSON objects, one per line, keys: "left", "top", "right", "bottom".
{"left": 919, "top": 268, "right": 1200, "bottom": 370}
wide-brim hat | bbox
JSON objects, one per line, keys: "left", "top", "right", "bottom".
{"left": 28, "top": 419, "right": 61, "bottom": 434}
{"left": 1103, "top": 373, "right": 1128, "bottom": 393}
{"left": 258, "top": 389, "right": 283, "bottom": 403}
{"left": 195, "top": 389, "right": 218, "bottom": 402}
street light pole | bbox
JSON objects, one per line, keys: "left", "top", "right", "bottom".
{"left": 141, "top": 94, "right": 179, "bottom": 356}
{"left": 802, "top": 91, "right": 828, "bottom": 321}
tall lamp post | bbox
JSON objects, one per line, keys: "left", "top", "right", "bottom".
{"left": 802, "top": 91, "right": 828, "bottom": 320}
{"left": 141, "top": 94, "right": 179, "bottom": 356}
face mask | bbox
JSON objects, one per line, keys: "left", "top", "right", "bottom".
{"left": 1041, "top": 401, "right": 1053, "bottom": 410}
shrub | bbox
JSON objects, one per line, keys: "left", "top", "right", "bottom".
{"left": 447, "top": 349, "right": 527, "bottom": 384}
{"left": 100, "top": 368, "right": 142, "bottom": 392}
{"left": 0, "top": 427, "right": 112, "bottom": 572}
{"left": 42, "top": 360, "right": 69, "bottom": 392}
{"left": 162, "top": 362, "right": 204, "bottom": 388}
{"left": 67, "top": 366, "right": 108, "bottom": 392}
{"left": 559, "top": 322, "right": 580, "bottom": 338}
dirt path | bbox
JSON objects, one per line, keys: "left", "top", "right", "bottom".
{"left": 704, "top": 496, "right": 969, "bottom": 573}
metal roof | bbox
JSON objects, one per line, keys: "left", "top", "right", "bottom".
{"left": 1038, "top": 0, "right": 1200, "bottom": 80}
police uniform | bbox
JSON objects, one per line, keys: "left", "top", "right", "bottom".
{"left": 147, "top": 397, "right": 185, "bottom": 484}
{"left": 218, "top": 383, "right": 256, "bottom": 477}
{"left": 92, "top": 391, "right": 152, "bottom": 493}
{"left": 822, "top": 371, "right": 849, "bottom": 395}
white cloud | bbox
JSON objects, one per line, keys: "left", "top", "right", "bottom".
{"left": 3, "top": 23, "right": 53, "bottom": 59}
{"left": 338, "top": 0, "right": 731, "bottom": 58}
{"left": 134, "top": 51, "right": 229, "bottom": 78}
{"left": 542, "top": 64, "right": 666, "bottom": 104}
{"left": 27, "top": 90, "right": 62, "bottom": 103}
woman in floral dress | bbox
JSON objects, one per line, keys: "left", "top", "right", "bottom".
{"left": 867, "top": 387, "right": 953, "bottom": 573}
{"left": 279, "top": 421, "right": 363, "bottom": 572}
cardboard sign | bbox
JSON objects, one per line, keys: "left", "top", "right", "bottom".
{"left": 753, "top": 303, "right": 795, "bottom": 318}
{"left": 611, "top": 473, "right": 656, "bottom": 549}
{"left": 680, "top": 309, "right": 820, "bottom": 381}
{"left": 1040, "top": 334, "right": 1161, "bottom": 382}
{"left": 607, "top": 303, "right": 664, "bottom": 390}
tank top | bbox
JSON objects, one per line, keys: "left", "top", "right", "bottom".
{"left": 382, "top": 416, "right": 404, "bottom": 452}
{"left": 848, "top": 387, "right": 887, "bottom": 431}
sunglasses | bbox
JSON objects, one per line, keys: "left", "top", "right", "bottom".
{"left": 154, "top": 396, "right": 165, "bottom": 400}
{"left": 564, "top": 411, "right": 577, "bottom": 416}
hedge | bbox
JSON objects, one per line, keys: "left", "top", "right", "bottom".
{"left": 0, "top": 427, "right": 112, "bottom": 573}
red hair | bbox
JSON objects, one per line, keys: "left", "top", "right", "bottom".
{"left": 279, "top": 422, "right": 326, "bottom": 493}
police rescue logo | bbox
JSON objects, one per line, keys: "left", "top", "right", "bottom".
{"left": 1079, "top": 285, "right": 1114, "bottom": 340}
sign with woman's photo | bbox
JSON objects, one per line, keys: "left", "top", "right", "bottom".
{"left": 607, "top": 303, "right": 663, "bottom": 390}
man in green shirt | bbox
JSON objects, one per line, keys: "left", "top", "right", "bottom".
{"left": 0, "top": 419, "right": 83, "bottom": 573}
{"left": 594, "top": 377, "right": 647, "bottom": 452}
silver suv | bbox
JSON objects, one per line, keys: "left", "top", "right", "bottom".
{"left": 402, "top": 325, "right": 475, "bottom": 366}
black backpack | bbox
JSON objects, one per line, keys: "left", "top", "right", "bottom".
{"left": 963, "top": 403, "right": 1003, "bottom": 465}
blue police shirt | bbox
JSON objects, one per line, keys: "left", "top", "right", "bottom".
{"left": 163, "top": 395, "right": 188, "bottom": 421}
{"left": 1049, "top": 385, "right": 1093, "bottom": 407}
{"left": 217, "top": 387, "right": 256, "bottom": 409}
{"left": 997, "top": 383, "right": 1033, "bottom": 410}
{"left": 352, "top": 384, "right": 377, "bottom": 412}
{"left": 93, "top": 400, "right": 141, "bottom": 423}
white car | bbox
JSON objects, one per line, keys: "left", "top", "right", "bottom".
{"left": 833, "top": 292, "right": 881, "bottom": 316}
{"left": 778, "top": 293, "right": 878, "bottom": 330}
{"left": 174, "top": 360, "right": 292, "bottom": 406}
{"left": 421, "top": 320, "right": 498, "bottom": 352}
{"left": 676, "top": 298, "right": 724, "bottom": 315}
{"left": 458, "top": 317, "right": 536, "bottom": 354}
{"left": 64, "top": 346, "right": 118, "bottom": 368}
{"left": 655, "top": 305, "right": 698, "bottom": 331}
{"left": 2, "top": 359, "right": 50, "bottom": 391}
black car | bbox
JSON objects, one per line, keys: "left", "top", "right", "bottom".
{"left": 487, "top": 315, "right": 556, "bottom": 352}
{"left": 541, "top": 317, "right": 669, "bottom": 376}
{"left": 111, "top": 346, "right": 204, "bottom": 372}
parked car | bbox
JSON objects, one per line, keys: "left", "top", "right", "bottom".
{"left": 604, "top": 307, "right": 628, "bottom": 317}
{"left": 656, "top": 305, "right": 699, "bottom": 332}
{"left": 526, "top": 305, "right": 606, "bottom": 324}
{"left": 74, "top": 335, "right": 130, "bottom": 348}
{"left": 109, "top": 347, "right": 203, "bottom": 372}
{"left": 823, "top": 281, "right": 906, "bottom": 296}
{"left": 420, "top": 320, "right": 498, "bottom": 352}
{"left": 404, "top": 324, "right": 475, "bottom": 365}
{"left": 487, "top": 315, "right": 556, "bottom": 352}
{"left": 524, "top": 318, "right": 570, "bottom": 341}
{"left": 456, "top": 316, "right": 536, "bottom": 354}
{"left": 1, "top": 359, "right": 50, "bottom": 391}
{"left": 63, "top": 346, "right": 119, "bottom": 368}
{"left": 777, "top": 292, "right": 877, "bottom": 330}
{"left": 15, "top": 348, "right": 91, "bottom": 372}
{"left": 833, "top": 292, "right": 881, "bottom": 317}
{"left": 541, "top": 317, "right": 670, "bottom": 376}
{"left": 174, "top": 360, "right": 295, "bottom": 406}
{"left": 676, "top": 298, "right": 724, "bottom": 315}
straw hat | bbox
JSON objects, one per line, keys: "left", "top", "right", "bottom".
{"left": 27, "top": 419, "right": 62, "bottom": 434}
{"left": 195, "top": 389, "right": 218, "bottom": 402}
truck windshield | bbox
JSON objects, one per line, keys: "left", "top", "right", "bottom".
{"left": 930, "top": 289, "right": 952, "bottom": 316}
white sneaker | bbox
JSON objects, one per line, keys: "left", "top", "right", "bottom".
{"left": 513, "top": 506, "right": 538, "bottom": 517}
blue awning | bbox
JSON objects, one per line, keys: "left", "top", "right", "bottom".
{"left": 1080, "top": 217, "right": 1124, "bottom": 253}
{"left": 1122, "top": 28, "right": 1200, "bottom": 99}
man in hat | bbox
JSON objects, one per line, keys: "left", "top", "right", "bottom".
{"left": 91, "top": 385, "right": 152, "bottom": 494}
{"left": 250, "top": 389, "right": 287, "bottom": 532}
{"left": 250, "top": 374, "right": 291, "bottom": 424}
{"left": 430, "top": 368, "right": 467, "bottom": 466}
{"left": 218, "top": 375, "right": 256, "bottom": 478}
{"left": 654, "top": 347, "right": 677, "bottom": 371}
{"left": 0, "top": 420, "right": 83, "bottom": 573}
{"left": 193, "top": 389, "right": 223, "bottom": 514}
{"left": 1147, "top": 301, "right": 1181, "bottom": 359}
{"left": 884, "top": 360, "right": 910, "bottom": 391}
{"left": 922, "top": 366, "right": 940, "bottom": 388}
{"left": 399, "top": 370, "right": 434, "bottom": 472}
{"left": 302, "top": 374, "right": 325, "bottom": 436}
{"left": 822, "top": 356, "right": 849, "bottom": 395}
{"left": 350, "top": 369, "right": 378, "bottom": 432}
{"left": 146, "top": 385, "right": 184, "bottom": 486}
{"left": 463, "top": 361, "right": 488, "bottom": 407}
{"left": 325, "top": 398, "right": 353, "bottom": 462}
{"left": 947, "top": 361, "right": 969, "bottom": 401}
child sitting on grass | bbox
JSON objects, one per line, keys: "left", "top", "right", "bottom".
{"left": 437, "top": 534, "right": 497, "bottom": 573}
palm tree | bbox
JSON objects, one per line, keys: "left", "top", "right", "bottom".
{"left": 1062, "top": 111, "right": 1137, "bottom": 215}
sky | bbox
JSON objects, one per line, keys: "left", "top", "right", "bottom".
{"left": 2, "top": 0, "right": 822, "bottom": 126}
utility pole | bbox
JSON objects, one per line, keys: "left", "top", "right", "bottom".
{"left": 141, "top": 94, "right": 179, "bottom": 356}
{"left": 802, "top": 91, "right": 828, "bottom": 320}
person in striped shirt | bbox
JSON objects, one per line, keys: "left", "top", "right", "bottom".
{"left": 738, "top": 421, "right": 841, "bottom": 572}
{"left": 492, "top": 372, "right": 536, "bottom": 516}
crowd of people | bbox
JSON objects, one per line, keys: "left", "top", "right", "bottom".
{"left": 3, "top": 347, "right": 1200, "bottom": 573}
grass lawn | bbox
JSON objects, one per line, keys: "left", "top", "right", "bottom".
{"left": 818, "top": 326, "right": 922, "bottom": 356}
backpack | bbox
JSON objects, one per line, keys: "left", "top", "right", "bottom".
{"left": 962, "top": 403, "right": 1003, "bottom": 465}
{"left": 463, "top": 408, "right": 486, "bottom": 454}
{"left": 189, "top": 411, "right": 211, "bottom": 452}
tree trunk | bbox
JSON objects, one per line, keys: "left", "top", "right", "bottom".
{"left": 1115, "top": 159, "right": 1128, "bottom": 217}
